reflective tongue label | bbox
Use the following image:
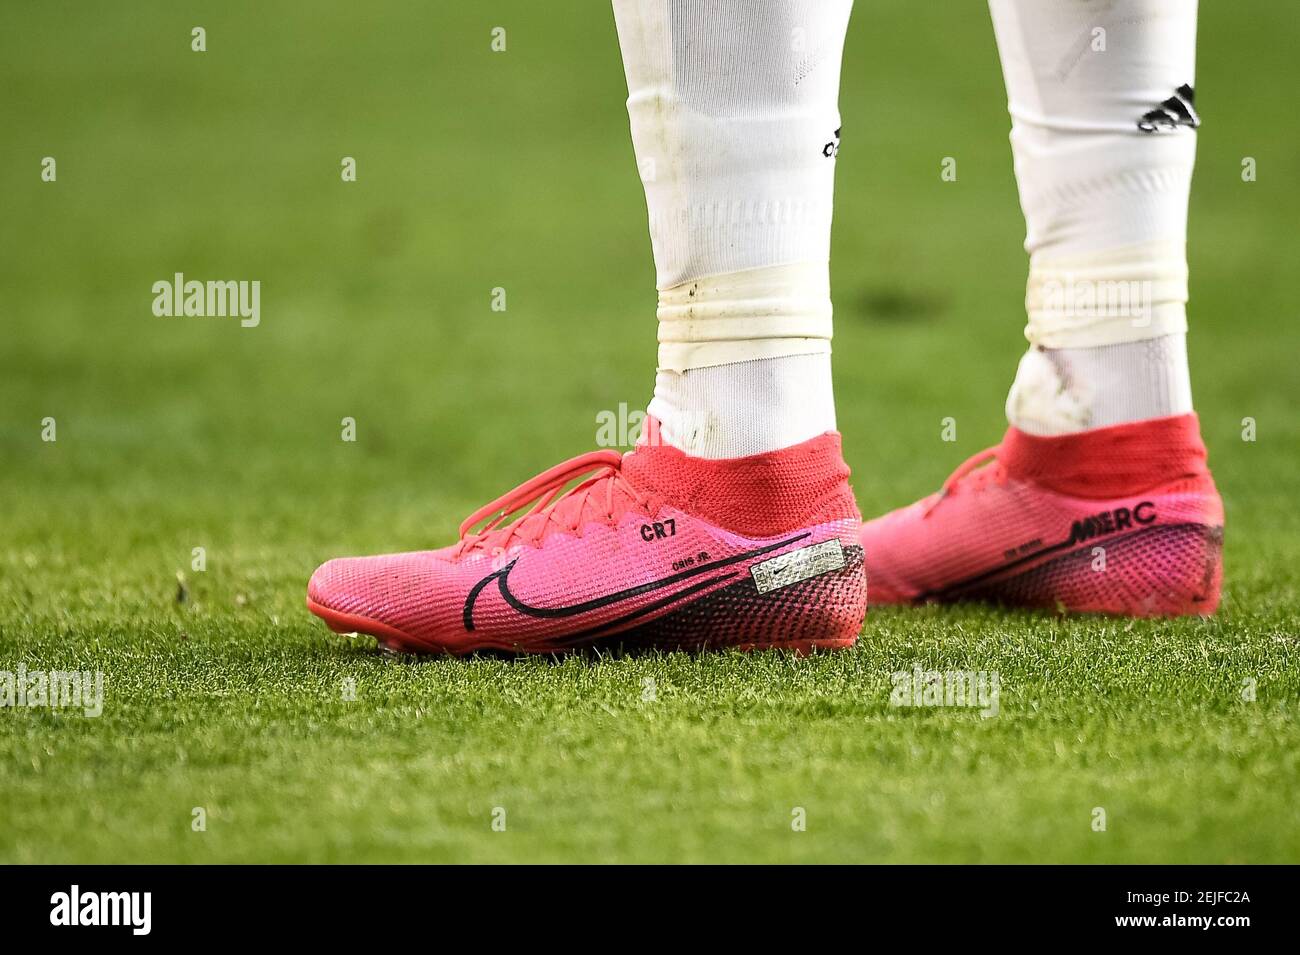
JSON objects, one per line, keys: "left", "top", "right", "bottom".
{"left": 750, "top": 539, "right": 845, "bottom": 594}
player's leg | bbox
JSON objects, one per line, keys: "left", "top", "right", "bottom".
{"left": 861, "top": 0, "right": 1222, "bottom": 616}
{"left": 619, "top": 0, "right": 846, "bottom": 458}
{"left": 306, "top": 1, "right": 867, "bottom": 653}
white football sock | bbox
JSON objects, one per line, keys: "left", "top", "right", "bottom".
{"left": 648, "top": 353, "right": 836, "bottom": 458}
{"left": 1006, "top": 335, "right": 1192, "bottom": 436}
{"left": 990, "top": 0, "right": 1200, "bottom": 435}
{"left": 613, "top": 0, "right": 851, "bottom": 456}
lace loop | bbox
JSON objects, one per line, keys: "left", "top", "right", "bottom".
{"left": 923, "top": 444, "right": 1003, "bottom": 517}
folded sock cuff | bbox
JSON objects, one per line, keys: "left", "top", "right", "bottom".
{"left": 624, "top": 428, "right": 858, "bottom": 536}
{"left": 1000, "top": 412, "right": 1208, "bottom": 498}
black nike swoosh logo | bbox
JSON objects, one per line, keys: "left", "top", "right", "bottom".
{"left": 916, "top": 522, "right": 1203, "bottom": 601}
{"left": 462, "top": 532, "right": 809, "bottom": 632}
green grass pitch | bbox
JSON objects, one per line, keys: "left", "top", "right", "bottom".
{"left": 1, "top": 2, "right": 1297, "bottom": 863}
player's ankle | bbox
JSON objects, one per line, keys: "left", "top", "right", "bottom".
{"left": 646, "top": 352, "right": 836, "bottom": 459}
{"left": 1006, "top": 334, "right": 1194, "bottom": 437}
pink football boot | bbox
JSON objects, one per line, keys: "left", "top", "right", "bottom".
{"left": 308, "top": 431, "right": 867, "bottom": 653}
{"left": 861, "top": 414, "right": 1223, "bottom": 616}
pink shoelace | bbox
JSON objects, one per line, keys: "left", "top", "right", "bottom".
{"left": 455, "top": 450, "right": 648, "bottom": 556}
{"left": 922, "top": 444, "right": 1006, "bottom": 517}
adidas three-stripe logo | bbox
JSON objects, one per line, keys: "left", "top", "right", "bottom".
{"left": 1137, "top": 84, "right": 1199, "bottom": 133}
